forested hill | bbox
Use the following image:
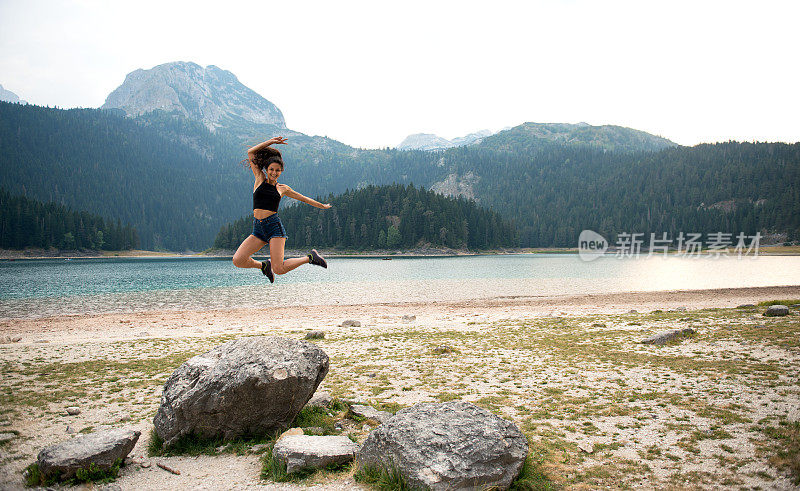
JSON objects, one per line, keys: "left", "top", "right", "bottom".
{"left": 0, "top": 102, "right": 243, "bottom": 250}
{"left": 2, "top": 101, "right": 798, "bottom": 250}
{"left": 213, "top": 184, "right": 518, "bottom": 251}
{"left": 0, "top": 188, "right": 139, "bottom": 250}
{"left": 437, "top": 141, "right": 800, "bottom": 245}
{"left": 476, "top": 122, "right": 677, "bottom": 153}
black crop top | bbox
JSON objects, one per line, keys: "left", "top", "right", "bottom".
{"left": 253, "top": 180, "right": 281, "bottom": 211}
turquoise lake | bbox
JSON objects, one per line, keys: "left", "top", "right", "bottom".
{"left": 1, "top": 254, "right": 799, "bottom": 319}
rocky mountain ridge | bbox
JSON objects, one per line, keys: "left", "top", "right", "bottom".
{"left": 397, "top": 130, "right": 494, "bottom": 151}
{"left": 481, "top": 122, "right": 677, "bottom": 153}
{"left": 0, "top": 84, "right": 26, "bottom": 104}
{"left": 101, "top": 62, "right": 285, "bottom": 132}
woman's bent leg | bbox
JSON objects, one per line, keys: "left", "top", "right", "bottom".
{"left": 269, "top": 237, "right": 310, "bottom": 275}
{"left": 232, "top": 235, "right": 267, "bottom": 268}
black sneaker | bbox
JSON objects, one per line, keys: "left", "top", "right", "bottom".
{"left": 308, "top": 249, "right": 327, "bottom": 268}
{"left": 261, "top": 260, "right": 275, "bottom": 283}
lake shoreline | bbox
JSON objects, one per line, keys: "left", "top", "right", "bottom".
{"left": 2, "top": 244, "right": 799, "bottom": 260}
{"left": 3, "top": 285, "right": 799, "bottom": 342}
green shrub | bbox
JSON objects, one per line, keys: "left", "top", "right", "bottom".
{"left": 354, "top": 461, "right": 421, "bottom": 490}
{"left": 24, "top": 458, "right": 122, "bottom": 487}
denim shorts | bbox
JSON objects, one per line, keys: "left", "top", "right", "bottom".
{"left": 252, "top": 214, "right": 288, "bottom": 242}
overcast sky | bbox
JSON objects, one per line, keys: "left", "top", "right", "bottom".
{"left": 1, "top": 0, "right": 798, "bottom": 149}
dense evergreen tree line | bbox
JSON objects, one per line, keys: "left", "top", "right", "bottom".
{"left": 0, "top": 188, "right": 139, "bottom": 250}
{"left": 438, "top": 141, "right": 800, "bottom": 246}
{"left": 2, "top": 101, "right": 798, "bottom": 251}
{"left": 213, "top": 184, "right": 518, "bottom": 250}
{"left": 0, "top": 102, "right": 244, "bottom": 250}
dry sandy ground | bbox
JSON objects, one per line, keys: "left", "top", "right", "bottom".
{"left": 1, "top": 285, "right": 799, "bottom": 490}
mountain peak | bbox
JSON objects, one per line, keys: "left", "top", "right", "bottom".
{"left": 101, "top": 61, "right": 286, "bottom": 131}
{"left": 397, "top": 129, "right": 494, "bottom": 151}
{"left": 0, "top": 84, "right": 26, "bottom": 104}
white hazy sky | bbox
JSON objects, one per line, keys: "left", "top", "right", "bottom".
{"left": 1, "top": 0, "right": 798, "bottom": 149}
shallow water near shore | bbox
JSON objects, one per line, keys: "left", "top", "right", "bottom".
{"left": 1, "top": 254, "right": 799, "bottom": 319}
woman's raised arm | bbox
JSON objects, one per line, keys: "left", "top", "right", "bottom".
{"left": 247, "top": 136, "right": 287, "bottom": 156}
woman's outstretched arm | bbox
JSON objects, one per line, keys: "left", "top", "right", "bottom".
{"left": 279, "top": 185, "right": 331, "bottom": 209}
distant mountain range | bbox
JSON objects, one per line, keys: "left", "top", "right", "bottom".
{"left": 99, "top": 62, "right": 676, "bottom": 153}
{"left": 397, "top": 130, "right": 496, "bottom": 151}
{"left": 0, "top": 84, "right": 26, "bottom": 104}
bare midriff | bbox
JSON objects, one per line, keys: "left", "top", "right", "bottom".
{"left": 253, "top": 209, "right": 276, "bottom": 220}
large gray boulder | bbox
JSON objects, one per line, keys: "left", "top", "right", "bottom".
{"left": 154, "top": 336, "right": 328, "bottom": 447}
{"left": 764, "top": 305, "right": 789, "bottom": 317}
{"left": 357, "top": 402, "right": 528, "bottom": 490}
{"left": 273, "top": 435, "right": 358, "bottom": 473}
{"left": 37, "top": 428, "right": 140, "bottom": 480}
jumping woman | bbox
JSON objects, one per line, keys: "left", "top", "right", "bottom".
{"left": 232, "top": 136, "right": 330, "bottom": 282}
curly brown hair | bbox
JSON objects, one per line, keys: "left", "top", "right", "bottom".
{"left": 243, "top": 147, "right": 284, "bottom": 173}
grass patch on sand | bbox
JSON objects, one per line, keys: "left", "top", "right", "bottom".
{"left": 761, "top": 420, "right": 800, "bottom": 485}
{"left": 25, "top": 458, "right": 123, "bottom": 487}
{"left": 147, "top": 429, "right": 277, "bottom": 457}
{"left": 354, "top": 461, "right": 423, "bottom": 490}
{"left": 757, "top": 299, "right": 800, "bottom": 307}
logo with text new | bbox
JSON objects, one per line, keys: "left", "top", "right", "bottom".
{"left": 578, "top": 230, "right": 608, "bottom": 261}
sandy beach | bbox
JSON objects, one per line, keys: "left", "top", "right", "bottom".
{"left": 1, "top": 285, "right": 799, "bottom": 489}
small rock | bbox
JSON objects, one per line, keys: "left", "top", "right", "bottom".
{"left": 37, "top": 428, "right": 140, "bottom": 480}
{"left": 0, "top": 432, "right": 16, "bottom": 443}
{"left": 138, "top": 332, "right": 151, "bottom": 337}
{"left": 140, "top": 461, "right": 151, "bottom": 468}
{"left": 641, "top": 328, "right": 696, "bottom": 345}
{"left": 764, "top": 305, "right": 789, "bottom": 317}
{"left": 249, "top": 444, "right": 270, "bottom": 454}
{"left": 96, "top": 484, "right": 122, "bottom": 491}
{"left": 578, "top": 441, "right": 594, "bottom": 454}
{"left": 627, "top": 309, "right": 638, "bottom": 314}
{"left": 432, "top": 345, "right": 458, "bottom": 355}
{"left": 675, "top": 307, "right": 687, "bottom": 312}
{"left": 304, "top": 426, "right": 325, "bottom": 436}
{"left": 66, "top": 407, "right": 81, "bottom": 416}
{"left": 349, "top": 404, "right": 392, "bottom": 424}
{"left": 306, "top": 391, "right": 333, "bottom": 408}
{"left": 340, "top": 320, "right": 361, "bottom": 327}
{"left": 277, "top": 428, "right": 304, "bottom": 441}
{"left": 34, "top": 339, "right": 49, "bottom": 343}
{"left": 273, "top": 435, "right": 359, "bottom": 473}
{"left": 362, "top": 424, "right": 372, "bottom": 432}
{"left": 0, "top": 336, "right": 22, "bottom": 344}
{"left": 401, "top": 315, "right": 416, "bottom": 323}
{"left": 305, "top": 330, "right": 325, "bottom": 340}
{"left": 334, "top": 421, "right": 344, "bottom": 430}
{"left": 591, "top": 323, "right": 606, "bottom": 327}
{"left": 215, "top": 445, "right": 227, "bottom": 453}
{"left": 66, "top": 426, "right": 75, "bottom": 434}
{"left": 366, "top": 372, "right": 377, "bottom": 378}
